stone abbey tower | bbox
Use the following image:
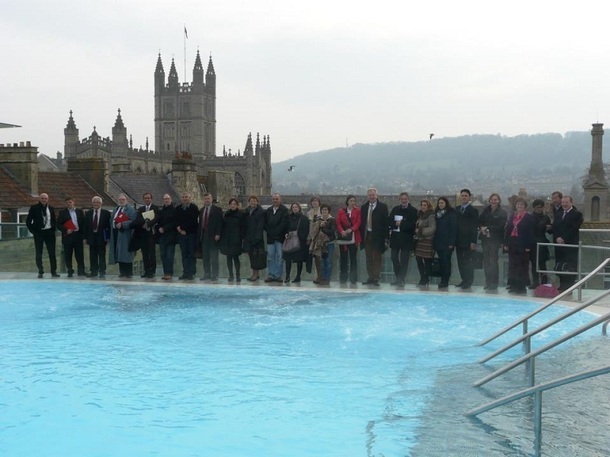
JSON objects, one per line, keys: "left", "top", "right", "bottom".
{"left": 154, "top": 51, "right": 216, "bottom": 164}
{"left": 61, "top": 50, "right": 272, "bottom": 198}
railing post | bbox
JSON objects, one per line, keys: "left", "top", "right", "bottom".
{"left": 524, "top": 334, "right": 531, "bottom": 374}
{"left": 577, "top": 242, "right": 583, "bottom": 302}
{"left": 533, "top": 390, "right": 543, "bottom": 457}
{"left": 528, "top": 356, "right": 535, "bottom": 387}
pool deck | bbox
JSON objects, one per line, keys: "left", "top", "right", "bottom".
{"left": 3, "top": 272, "right": 610, "bottom": 317}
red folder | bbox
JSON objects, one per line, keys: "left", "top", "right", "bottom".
{"left": 63, "top": 219, "right": 77, "bottom": 231}
{"left": 114, "top": 211, "right": 130, "bottom": 224}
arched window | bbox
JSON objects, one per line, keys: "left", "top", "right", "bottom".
{"left": 235, "top": 172, "right": 246, "bottom": 197}
{"left": 592, "top": 196, "right": 600, "bottom": 221}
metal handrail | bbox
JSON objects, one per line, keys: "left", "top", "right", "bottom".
{"left": 478, "top": 287, "right": 610, "bottom": 364}
{"left": 466, "top": 366, "right": 610, "bottom": 457}
{"left": 478, "top": 256, "right": 610, "bottom": 348}
{"left": 473, "top": 308, "right": 610, "bottom": 387}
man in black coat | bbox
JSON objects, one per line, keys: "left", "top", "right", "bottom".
{"left": 197, "top": 192, "right": 224, "bottom": 282}
{"left": 360, "top": 187, "right": 389, "bottom": 286}
{"left": 552, "top": 195, "right": 583, "bottom": 291}
{"left": 57, "top": 196, "right": 87, "bottom": 277}
{"left": 174, "top": 192, "right": 199, "bottom": 280}
{"left": 388, "top": 192, "right": 418, "bottom": 286}
{"left": 83, "top": 196, "right": 111, "bottom": 278}
{"left": 26, "top": 193, "right": 59, "bottom": 278}
{"left": 455, "top": 188, "right": 479, "bottom": 290}
{"left": 157, "top": 194, "right": 177, "bottom": 280}
{"left": 133, "top": 192, "right": 160, "bottom": 278}
{"left": 264, "top": 193, "right": 289, "bottom": 282}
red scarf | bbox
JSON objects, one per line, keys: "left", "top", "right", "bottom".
{"left": 510, "top": 211, "right": 525, "bottom": 237}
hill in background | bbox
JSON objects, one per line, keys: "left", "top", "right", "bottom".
{"left": 272, "top": 131, "right": 605, "bottom": 199}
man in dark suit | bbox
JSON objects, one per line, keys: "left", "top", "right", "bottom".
{"left": 552, "top": 195, "right": 583, "bottom": 291}
{"left": 388, "top": 192, "right": 418, "bottom": 286}
{"left": 157, "top": 193, "right": 177, "bottom": 280}
{"left": 83, "top": 195, "right": 111, "bottom": 279}
{"left": 197, "top": 192, "right": 223, "bottom": 282}
{"left": 26, "top": 193, "right": 60, "bottom": 278}
{"left": 264, "top": 193, "right": 289, "bottom": 282}
{"left": 174, "top": 192, "right": 199, "bottom": 280}
{"left": 455, "top": 188, "right": 479, "bottom": 290}
{"left": 57, "top": 196, "right": 87, "bottom": 277}
{"left": 133, "top": 192, "right": 159, "bottom": 278}
{"left": 360, "top": 187, "right": 389, "bottom": 286}
{"left": 550, "top": 191, "right": 563, "bottom": 220}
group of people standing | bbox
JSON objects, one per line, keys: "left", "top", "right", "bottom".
{"left": 26, "top": 189, "right": 582, "bottom": 292}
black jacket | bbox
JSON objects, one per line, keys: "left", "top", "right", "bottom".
{"left": 388, "top": 203, "right": 418, "bottom": 250}
{"left": 220, "top": 209, "right": 246, "bottom": 256}
{"left": 478, "top": 205, "right": 508, "bottom": 244}
{"left": 265, "top": 204, "right": 289, "bottom": 244}
{"left": 83, "top": 208, "right": 111, "bottom": 245}
{"left": 26, "top": 202, "right": 57, "bottom": 234}
{"left": 456, "top": 203, "right": 479, "bottom": 248}
{"left": 174, "top": 203, "right": 199, "bottom": 235}
{"left": 360, "top": 200, "right": 389, "bottom": 251}
{"left": 198, "top": 204, "right": 224, "bottom": 244}
{"left": 433, "top": 208, "right": 457, "bottom": 251}
{"left": 157, "top": 204, "right": 177, "bottom": 243}
{"left": 244, "top": 205, "right": 266, "bottom": 252}
{"left": 552, "top": 208, "right": 583, "bottom": 245}
{"left": 57, "top": 207, "right": 86, "bottom": 243}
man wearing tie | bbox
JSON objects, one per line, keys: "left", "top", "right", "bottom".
{"left": 133, "top": 192, "right": 159, "bottom": 278}
{"left": 359, "top": 187, "right": 389, "bottom": 286}
{"left": 84, "top": 196, "right": 111, "bottom": 279}
{"left": 57, "top": 197, "right": 87, "bottom": 277}
{"left": 197, "top": 193, "right": 223, "bottom": 282}
{"left": 455, "top": 188, "right": 479, "bottom": 290}
{"left": 174, "top": 192, "right": 199, "bottom": 280}
{"left": 552, "top": 195, "right": 583, "bottom": 291}
{"left": 26, "top": 193, "right": 60, "bottom": 278}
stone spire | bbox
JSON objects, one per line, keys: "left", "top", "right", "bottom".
{"left": 64, "top": 110, "right": 79, "bottom": 159}
{"left": 65, "top": 110, "right": 77, "bottom": 130}
{"left": 168, "top": 58, "right": 179, "bottom": 89}
{"left": 244, "top": 133, "right": 253, "bottom": 157}
{"left": 155, "top": 53, "right": 165, "bottom": 95}
{"left": 193, "top": 49, "right": 204, "bottom": 85}
{"left": 206, "top": 54, "right": 216, "bottom": 90}
{"left": 113, "top": 108, "right": 125, "bottom": 130}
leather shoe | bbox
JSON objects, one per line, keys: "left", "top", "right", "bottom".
{"left": 37, "top": 273, "right": 43, "bottom": 278}
{"left": 51, "top": 273, "right": 60, "bottom": 278}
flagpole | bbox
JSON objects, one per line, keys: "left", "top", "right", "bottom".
{"left": 183, "top": 24, "right": 187, "bottom": 82}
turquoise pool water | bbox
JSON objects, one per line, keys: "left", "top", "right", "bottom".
{"left": 0, "top": 282, "right": 604, "bottom": 456}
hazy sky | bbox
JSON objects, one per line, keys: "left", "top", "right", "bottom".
{"left": 1, "top": 0, "right": 609, "bottom": 163}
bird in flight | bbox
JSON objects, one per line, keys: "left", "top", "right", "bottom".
{"left": 288, "top": 165, "right": 295, "bottom": 171}
{"left": 429, "top": 133, "right": 434, "bottom": 140}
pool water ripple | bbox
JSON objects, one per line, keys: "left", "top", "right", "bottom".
{"left": 1, "top": 281, "right": 607, "bottom": 456}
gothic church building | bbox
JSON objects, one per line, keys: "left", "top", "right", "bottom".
{"left": 63, "top": 51, "right": 272, "bottom": 199}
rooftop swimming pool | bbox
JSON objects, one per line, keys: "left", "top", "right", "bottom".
{"left": 1, "top": 281, "right": 609, "bottom": 456}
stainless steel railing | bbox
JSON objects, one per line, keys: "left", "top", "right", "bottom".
{"left": 468, "top": 256, "right": 610, "bottom": 456}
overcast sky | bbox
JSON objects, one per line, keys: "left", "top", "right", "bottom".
{"left": 1, "top": 0, "right": 609, "bottom": 163}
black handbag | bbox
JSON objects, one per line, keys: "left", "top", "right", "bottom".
{"left": 336, "top": 211, "right": 355, "bottom": 245}
{"left": 429, "top": 257, "right": 442, "bottom": 277}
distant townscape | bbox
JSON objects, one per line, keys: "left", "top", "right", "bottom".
{"left": 272, "top": 131, "right": 610, "bottom": 201}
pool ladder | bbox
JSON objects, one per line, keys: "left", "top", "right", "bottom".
{"left": 465, "top": 257, "right": 610, "bottom": 457}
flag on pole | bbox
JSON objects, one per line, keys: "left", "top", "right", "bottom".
{"left": 184, "top": 26, "right": 188, "bottom": 39}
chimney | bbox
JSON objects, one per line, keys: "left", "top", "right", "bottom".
{"left": 0, "top": 141, "right": 39, "bottom": 194}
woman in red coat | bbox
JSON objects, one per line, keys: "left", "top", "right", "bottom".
{"left": 336, "top": 195, "right": 362, "bottom": 284}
